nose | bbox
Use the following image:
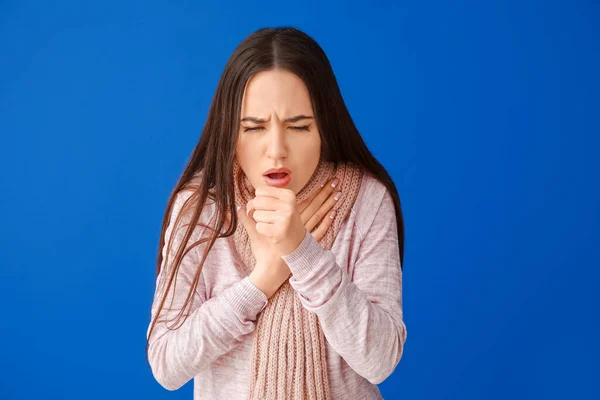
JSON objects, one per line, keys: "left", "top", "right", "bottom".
{"left": 265, "top": 126, "right": 288, "bottom": 160}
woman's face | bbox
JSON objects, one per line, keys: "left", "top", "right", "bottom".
{"left": 236, "top": 69, "right": 321, "bottom": 195}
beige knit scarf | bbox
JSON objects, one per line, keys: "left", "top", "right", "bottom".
{"left": 232, "top": 158, "right": 364, "bottom": 400}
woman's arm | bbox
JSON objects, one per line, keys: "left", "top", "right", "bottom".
{"left": 281, "top": 189, "right": 407, "bottom": 385}
{"left": 147, "top": 192, "right": 267, "bottom": 391}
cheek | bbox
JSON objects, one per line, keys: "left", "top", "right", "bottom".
{"left": 235, "top": 142, "right": 255, "bottom": 177}
{"left": 237, "top": 141, "right": 267, "bottom": 187}
{"left": 293, "top": 132, "right": 320, "bottom": 151}
{"left": 297, "top": 138, "right": 321, "bottom": 176}
{"left": 304, "top": 135, "right": 321, "bottom": 161}
{"left": 236, "top": 139, "right": 255, "bottom": 163}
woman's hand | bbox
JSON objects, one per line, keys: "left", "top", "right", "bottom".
{"left": 246, "top": 177, "right": 342, "bottom": 256}
{"left": 298, "top": 177, "right": 341, "bottom": 241}
{"left": 238, "top": 179, "right": 342, "bottom": 297}
{"left": 237, "top": 204, "right": 291, "bottom": 299}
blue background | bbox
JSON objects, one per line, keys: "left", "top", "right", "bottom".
{"left": 1, "top": 1, "right": 598, "bottom": 399}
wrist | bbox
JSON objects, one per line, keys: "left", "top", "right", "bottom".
{"left": 278, "top": 227, "right": 307, "bottom": 257}
{"left": 248, "top": 269, "right": 277, "bottom": 299}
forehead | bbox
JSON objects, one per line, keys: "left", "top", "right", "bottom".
{"left": 241, "top": 69, "right": 313, "bottom": 116}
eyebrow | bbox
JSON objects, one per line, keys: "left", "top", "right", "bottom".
{"left": 240, "top": 115, "right": 314, "bottom": 123}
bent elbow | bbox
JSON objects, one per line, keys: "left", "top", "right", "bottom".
{"left": 366, "top": 351, "right": 403, "bottom": 385}
{"left": 366, "top": 359, "right": 398, "bottom": 385}
{"left": 149, "top": 359, "right": 186, "bottom": 391}
{"left": 152, "top": 369, "right": 183, "bottom": 391}
{"left": 147, "top": 341, "right": 187, "bottom": 391}
{"left": 157, "top": 378, "right": 184, "bottom": 392}
{"left": 367, "top": 373, "right": 389, "bottom": 385}
{"left": 368, "top": 322, "right": 408, "bottom": 385}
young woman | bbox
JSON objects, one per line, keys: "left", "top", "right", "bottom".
{"left": 146, "top": 27, "right": 407, "bottom": 400}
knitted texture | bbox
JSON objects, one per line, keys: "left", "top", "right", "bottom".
{"left": 232, "top": 159, "right": 364, "bottom": 399}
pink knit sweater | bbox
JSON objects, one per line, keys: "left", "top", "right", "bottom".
{"left": 147, "top": 172, "right": 407, "bottom": 399}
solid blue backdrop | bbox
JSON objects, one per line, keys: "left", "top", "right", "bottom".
{"left": 1, "top": 1, "right": 598, "bottom": 399}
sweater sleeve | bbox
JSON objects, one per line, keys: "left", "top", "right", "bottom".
{"left": 281, "top": 189, "right": 407, "bottom": 385}
{"left": 147, "top": 191, "right": 268, "bottom": 391}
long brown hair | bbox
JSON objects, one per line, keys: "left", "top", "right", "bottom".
{"left": 145, "top": 26, "right": 405, "bottom": 362}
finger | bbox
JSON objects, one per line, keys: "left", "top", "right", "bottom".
{"left": 250, "top": 196, "right": 280, "bottom": 212}
{"left": 255, "top": 221, "right": 275, "bottom": 238}
{"left": 300, "top": 178, "right": 339, "bottom": 224}
{"left": 311, "top": 210, "right": 336, "bottom": 241}
{"left": 305, "top": 190, "right": 342, "bottom": 232}
{"left": 254, "top": 185, "right": 294, "bottom": 200}
{"left": 297, "top": 190, "right": 320, "bottom": 214}
{"left": 237, "top": 204, "right": 258, "bottom": 242}
{"left": 252, "top": 210, "right": 279, "bottom": 224}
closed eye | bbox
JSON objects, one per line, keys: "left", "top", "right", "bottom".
{"left": 242, "top": 126, "right": 263, "bottom": 132}
{"left": 242, "top": 125, "right": 311, "bottom": 133}
{"left": 290, "top": 125, "right": 311, "bottom": 131}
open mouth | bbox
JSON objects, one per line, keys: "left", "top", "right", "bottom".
{"left": 264, "top": 170, "right": 292, "bottom": 187}
{"left": 267, "top": 172, "right": 289, "bottom": 179}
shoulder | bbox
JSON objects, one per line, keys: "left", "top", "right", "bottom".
{"left": 351, "top": 171, "right": 392, "bottom": 239}
{"left": 168, "top": 170, "right": 217, "bottom": 233}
